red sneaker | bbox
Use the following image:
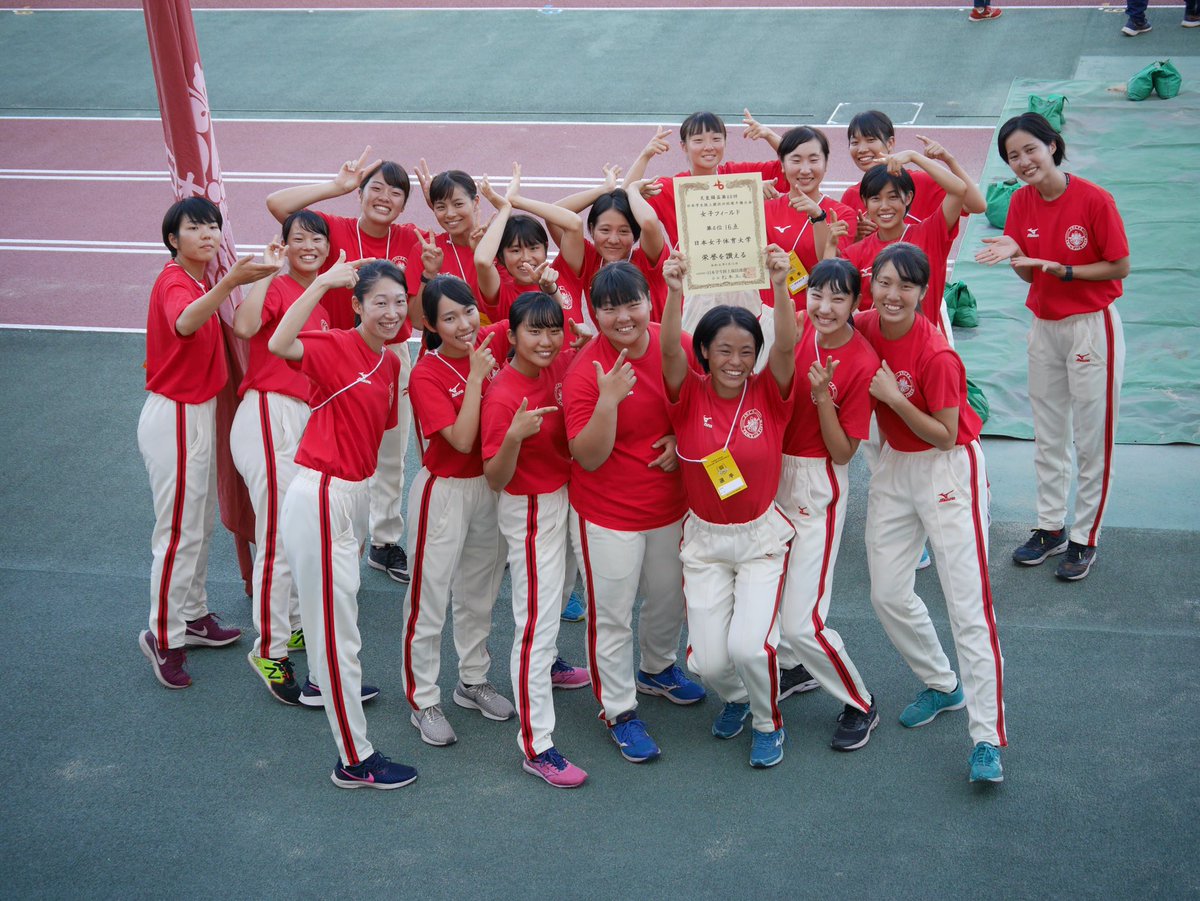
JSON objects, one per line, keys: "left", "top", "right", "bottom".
{"left": 139, "top": 630, "right": 191, "bottom": 689}
{"left": 969, "top": 6, "right": 1002, "bottom": 20}
{"left": 184, "top": 613, "right": 242, "bottom": 647}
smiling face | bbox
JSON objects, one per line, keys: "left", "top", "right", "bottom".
{"left": 591, "top": 208, "right": 635, "bottom": 264}
{"left": 783, "top": 138, "right": 828, "bottom": 198}
{"left": 806, "top": 282, "right": 856, "bottom": 340}
{"left": 865, "top": 184, "right": 912, "bottom": 238}
{"left": 433, "top": 184, "right": 479, "bottom": 243}
{"left": 358, "top": 173, "right": 408, "bottom": 230}
{"left": 433, "top": 294, "right": 481, "bottom": 357}
{"left": 284, "top": 224, "right": 330, "bottom": 278}
{"left": 870, "top": 260, "right": 925, "bottom": 333}
{"left": 683, "top": 128, "right": 727, "bottom": 175}
{"left": 169, "top": 214, "right": 222, "bottom": 267}
{"left": 510, "top": 320, "right": 564, "bottom": 376}
{"left": 501, "top": 239, "right": 548, "bottom": 286}
{"left": 848, "top": 131, "right": 894, "bottom": 174}
{"left": 702, "top": 324, "right": 758, "bottom": 396}
{"left": 1004, "top": 128, "right": 1059, "bottom": 189}
{"left": 594, "top": 295, "right": 651, "bottom": 357}
{"left": 355, "top": 276, "right": 407, "bottom": 348}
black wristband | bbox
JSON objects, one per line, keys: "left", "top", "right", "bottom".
{"left": 420, "top": 273, "right": 432, "bottom": 284}
{"left": 1061, "top": 265, "right": 1073, "bottom": 282}
{"left": 809, "top": 210, "right": 828, "bottom": 224}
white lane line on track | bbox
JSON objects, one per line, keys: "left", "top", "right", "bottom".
{"left": 0, "top": 115, "right": 1000, "bottom": 129}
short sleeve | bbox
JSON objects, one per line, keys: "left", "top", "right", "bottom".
{"left": 409, "top": 365, "right": 459, "bottom": 436}
{"left": 921, "top": 349, "right": 965, "bottom": 414}
{"left": 563, "top": 358, "right": 600, "bottom": 441}
{"left": 480, "top": 392, "right": 514, "bottom": 461}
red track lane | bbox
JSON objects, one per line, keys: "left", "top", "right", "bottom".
{"left": 0, "top": 117, "right": 989, "bottom": 330}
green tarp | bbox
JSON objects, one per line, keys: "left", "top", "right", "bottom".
{"left": 953, "top": 77, "right": 1200, "bottom": 445}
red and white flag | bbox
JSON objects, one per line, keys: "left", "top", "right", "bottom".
{"left": 143, "top": 0, "right": 255, "bottom": 592}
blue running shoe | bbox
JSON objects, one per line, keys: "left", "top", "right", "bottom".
{"left": 636, "top": 664, "right": 706, "bottom": 705}
{"left": 331, "top": 751, "right": 417, "bottom": 790}
{"left": 608, "top": 711, "right": 661, "bottom": 763}
{"left": 899, "top": 681, "right": 965, "bottom": 728}
{"left": 561, "top": 592, "right": 585, "bottom": 623}
{"left": 300, "top": 678, "right": 380, "bottom": 708}
{"left": 917, "top": 545, "right": 932, "bottom": 570}
{"left": 969, "top": 742, "right": 1004, "bottom": 783}
{"left": 749, "top": 727, "right": 786, "bottom": 768}
{"left": 712, "top": 702, "right": 751, "bottom": 739}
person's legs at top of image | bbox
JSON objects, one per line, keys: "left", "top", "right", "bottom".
{"left": 1122, "top": 0, "right": 1152, "bottom": 34}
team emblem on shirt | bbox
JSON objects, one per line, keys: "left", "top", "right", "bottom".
{"left": 895, "top": 370, "right": 915, "bottom": 398}
{"left": 1065, "top": 225, "right": 1089, "bottom": 252}
{"left": 559, "top": 287, "right": 574, "bottom": 310}
{"left": 810, "top": 381, "right": 838, "bottom": 405}
{"left": 740, "top": 408, "right": 764, "bottom": 439}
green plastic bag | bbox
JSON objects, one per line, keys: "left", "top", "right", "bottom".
{"left": 1128, "top": 61, "right": 1158, "bottom": 101}
{"left": 1154, "top": 59, "right": 1183, "bottom": 99}
{"left": 966, "top": 376, "right": 990, "bottom": 424}
{"left": 1128, "top": 60, "right": 1182, "bottom": 101}
{"left": 1026, "top": 94, "right": 1067, "bottom": 130}
{"left": 985, "top": 179, "right": 1020, "bottom": 229}
{"left": 943, "top": 281, "right": 979, "bottom": 329}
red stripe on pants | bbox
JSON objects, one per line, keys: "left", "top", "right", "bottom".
{"left": 403, "top": 474, "right": 438, "bottom": 710}
{"left": 257, "top": 392, "right": 278, "bottom": 658}
{"left": 157, "top": 402, "right": 188, "bottom": 649}
{"left": 1088, "top": 307, "right": 1118, "bottom": 548}
{"left": 517, "top": 496, "right": 540, "bottom": 759}
{"left": 319, "top": 474, "right": 358, "bottom": 765}
{"left": 966, "top": 443, "right": 1006, "bottom": 747}
{"left": 576, "top": 513, "right": 606, "bottom": 715}
{"left": 811, "top": 460, "right": 870, "bottom": 712}
{"left": 764, "top": 510, "right": 794, "bottom": 732}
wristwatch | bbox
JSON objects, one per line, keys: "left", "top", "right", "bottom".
{"left": 809, "top": 210, "right": 828, "bottom": 224}
{"left": 1061, "top": 265, "right": 1073, "bottom": 282}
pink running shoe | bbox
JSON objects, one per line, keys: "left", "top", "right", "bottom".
{"left": 522, "top": 747, "right": 587, "bottom": 788}
{"left": 184, "top": 613, "right": 242, "bottom": 647}
{"left": 139, "top": 630, "right": 191, "bottom": 689}
{"left": 550, "top": 657, "right": 590, "bottom": 690}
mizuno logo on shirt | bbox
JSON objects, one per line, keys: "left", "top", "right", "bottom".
{"left": 449, "top": 385, "right": 464, "bottom": 398}
{"left": 702, "top": 415, "right": 713, "bottom": 428}
{"left": 774, "top": 225, "right": 792, "bottom": 234}
{"left": 938, "top": 491, "right": 956, "bottom": 504}
{"left": 1026, "top": 228, "right": 1039, "bottom": 238}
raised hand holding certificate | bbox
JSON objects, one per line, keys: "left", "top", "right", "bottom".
{"left": 674, "top": 172, "right": 769, "bottom": 293}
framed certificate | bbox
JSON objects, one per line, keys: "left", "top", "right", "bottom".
{"left": 674, "top": 173, "right": 769, "bottom": 293}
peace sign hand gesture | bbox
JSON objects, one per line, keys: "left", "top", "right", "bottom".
{"left": 808, "top": 355, "right": 840, "bottom": 402}
{"left": 333, "top": 146, "right": 381, "bottom": 195}
{"left": 418, "top": 228, "right": 444, "bottom": 278}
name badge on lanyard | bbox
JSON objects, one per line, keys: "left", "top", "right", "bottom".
{"left": 786, "top": 251, "right": 809, "bottom": 296}
{"left": 702, "top": 448, "right": 747, "bottom": 498}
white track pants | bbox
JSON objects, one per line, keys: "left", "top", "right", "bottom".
{"left": 402, "top": 470, "right": 506, "bottom": 710}
{"left": 368, "top": 342, "right": 412, "bottom": 547}
{"left": 774, "top": 456, "right": 873, "bottom": 713}
{"left": 281, "top": 468, "right": 372, "bottom": 767}
{"left": 499, "top": 487, "right": 569, "bottom": 759}
{"left": 681, "top": 506, "right": 794, "bottom": 734}
{"left": 138, "top": 393, "right": 217, "bottom": 650}
{"left": 866, "top": 442, "right": 1007, "bottom": 747}
{"left": 1028, "top": 307, "right": 1124, "bottom": 547}
{"left": 571, "top": 511, "right": 686, "bottom": 723}
{"left": 230, "top": 390, "right": 308, "bottom": 660}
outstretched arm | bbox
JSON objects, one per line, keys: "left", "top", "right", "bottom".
{"left": 265, "top": 145, "right": 381, "bottom": 223}
{"left": 766, "top": 244, "right": 797, "bottom": 394}
{"left": 659, "top": 251, "right": 690, "bottom": 400}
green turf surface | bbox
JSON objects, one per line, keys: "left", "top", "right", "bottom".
{"left": 953, "top": 76, "right": 1200, "bottom": 444}
{"left": 3, "top": 8, "right": 1199, "bottom": 123}
{"left": 1, "top": 329, "right": 1198, "bottom": 898}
